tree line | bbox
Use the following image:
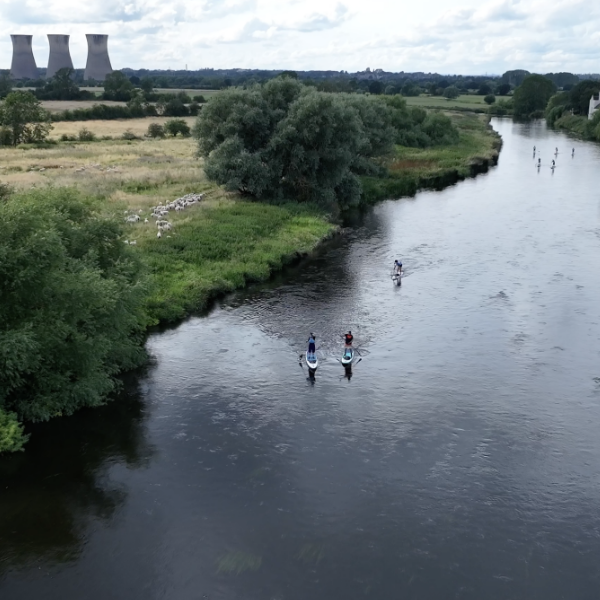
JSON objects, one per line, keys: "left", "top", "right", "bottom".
{"left": 194, "top": 78, "right": 458, "bottom": 210}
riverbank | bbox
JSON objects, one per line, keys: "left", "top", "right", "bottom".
{"left": 361, "top": 113, "right": 501, "bottom": 203}
{"left": 552, "top": 113, "right": 600, "bottom": 142}
{"left": 0, "top": 114, "right": 501, "bottom": 328}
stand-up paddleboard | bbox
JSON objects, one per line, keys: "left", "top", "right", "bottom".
{"left": 306, "top": 351, "right": 318, "bottom": 371}
{"left": 392, "top": 273, "right": 401, "bottom": 286}
{"left": 341, "top": 347, "right": 354, "bottom": 366}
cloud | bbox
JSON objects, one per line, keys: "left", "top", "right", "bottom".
{"left": 281, "top": 3, "right": 350, "bottom": 32}
{"left": 1, "top": 0, "right": 600, "bottom": 73}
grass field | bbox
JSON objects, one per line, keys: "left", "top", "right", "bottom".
{"left": 49, "top": 116, "right": 197, "bottom": 138}
{"left": 41, "top": 99, "right": 128, "bottom": 113}
{"left": 0, "top": 111, "right": 500, "bottom": 321}
{"left": 404, "top": 95, "right": 491, "bottom": 111}
{"left": 0, "top": 118, "right": 335, "bottom": 322}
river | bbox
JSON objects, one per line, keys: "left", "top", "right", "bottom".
{"left": 2, "top": 119, "right": 600, "bottom": 600}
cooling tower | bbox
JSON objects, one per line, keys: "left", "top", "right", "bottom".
{"left": 46, "top": 34, "right": 74, "bottom": 78}
{"left": 84, "top": 34, "right": 113, "bottom": 81}
{"left": 10, "top": 35, "right": 38, "bottom": 80}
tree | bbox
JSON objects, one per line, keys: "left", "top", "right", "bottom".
{"left": 368, "top": 80, "right": 385, "bottom": 95}
{"left": 0, "top": 189, "right": 147, "bottom": 451}
{"left": 495, "top": 82, "right": 511, "bottom": 96}
{"left": 484, "top": 94, "right": 496, "bottom": 105}
{"left": 568, "top": 80, "right": 600, "bottom": 115}
{"left": 194, "top": 81, "right": 460, "bottom": 209}
{"left": 147, "top": 123, "right": 165, "bottom": 138}
{"left": 545, "top": 72, "right": 579, "bottom": 89}
{"left": 501, "top": 69, "right": 530, "bottom": 87}
{"left": 164, "top": 118, "right": 191, "bottom": 136}
{"left": 443, "top": 86, "right": 460, "bottom": 99}
{"left": 0, "top": 71, "right": 13, "bottom": 99}
{"left": 477, "top": 83, "right": 492, "bottom": 95}
{"left": 0, "top": 91, "right": 52, "bottom": 146}
{"left": 102, "top": 71, "right": 134, "bottom": 101}
{"left": 512, "top": 74, "right": 556, "bottom": 118}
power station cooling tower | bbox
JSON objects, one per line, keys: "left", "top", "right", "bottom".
{"left": 46, "top": 34, "right": 74, "bottom": 78}
{"left": 84, "top": 34, "right": 113, "bottom": 81}
{"left": 10, "top": 35, "right": 38, "bottom": 80}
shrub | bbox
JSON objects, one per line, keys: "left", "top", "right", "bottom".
{"left": 60, "top": 133, "right": 77, "bottom": 141}
{"left": 484, "top": 94, "right": 496, "bottom": 105}
{"left": 0, "top": 408, "right": 27, "bottom": 453}
{"left": 78, "top": 127, "right": 96, "bottom": 141}
{"left": 0, "top": 181, "right": 14, "bottom": 201}
{"left": 121, "top": 129, "right": 139, "bottom": 140}
{"left": 147, "top": 123, "right": 165, "bottom": 138}
{"left": 165, "top": 118, "right": 191, "bottom": 137}
{"left": 443, "top": 86, "right": 460, "bottom": 99}
{"left": 0, "top": 126, "right": 12, "bottom": 146}
{"left": 0, "top": 189, "right": 148, "bottom": 446}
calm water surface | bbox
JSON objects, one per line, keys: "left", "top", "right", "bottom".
{"left": 2, "top": 119, "right": 600, "bottom": 599}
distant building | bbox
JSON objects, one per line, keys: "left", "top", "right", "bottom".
{"left": 589, "top": 93, "right": 600, "bottom": 119}
{"left": 84, "top": 34, "right": 113, "bottom": 81}
{"left": 10, "top": 35, "right": 38, "bottom": 80}
{"left": 47, "top": 35, "right": 74, "bottom": 79}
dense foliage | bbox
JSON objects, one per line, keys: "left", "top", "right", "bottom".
{"left": 194, "top": 80, "right": 458, "bottom": 210}
{"left": 512, "top": 75, "right": 557, "bottom": 119}
{"left": 0, "top": 189, "right": 148, "bottom": 451}
{"left": 545, "top": 79, "right": 600, "bottom": 127}
{"left": 35, "top": 69, "right": 95, "bottom": 101}
{"left": 0, "top": 91, "right": 52, "bottom": 146}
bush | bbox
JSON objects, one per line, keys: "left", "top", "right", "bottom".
{"left": 0, "top": 409, "right": 27, "bottom": 453}
{"left": 443, "top": 86, "right": 460, "bottom": 99}
{"left": 121, "top": 129, "right": 139, "bottom": 140}
{"left": 0, "top": 189, "right": 148, "bottom": 445}
{"left": 0, "top": 126, "right": 12, "bottom": 146}
{"left": 147, "top": 123, "right": 165, "bottom": 138}
{"left": 165, "top": 118, "right": 191, "bottom": 137}
{"left": 484, "top": 94, "right": 496, "bottom": 105}
{"left": 0, "top": 181, "right": 14, "bottom": 201}
{"left": 78, "top": 127, "right": 96, "bottom": 142}
{"left": 60, "top": 133, "right": 77, "bottom": 141}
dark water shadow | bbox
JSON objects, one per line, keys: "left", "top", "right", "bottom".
{"left": 0, "top": 375, "right": 153, "bottom": 575}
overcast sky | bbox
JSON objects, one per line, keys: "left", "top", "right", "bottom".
{"left": 0, "top": 0, "right": 597, "bottom": 74}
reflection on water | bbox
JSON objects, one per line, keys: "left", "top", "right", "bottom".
{"left": 0, "top": 378, "right": 152, "bottom": 574}
{"left": 2, "top": 119, "right": 600, "bottom": 600}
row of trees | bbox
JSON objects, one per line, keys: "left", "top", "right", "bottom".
{"left": 510, "top": 74, "right": 600, "bottom": 120}
{"left": 194, "top": 78, "right": 458, "bottom": 210}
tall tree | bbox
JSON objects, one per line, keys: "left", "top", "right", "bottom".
{"left": 0, "top": 91, "right": 52, "bottom": 146}
{"left": 512, "top": 75, "right": 556, "bottom": 118}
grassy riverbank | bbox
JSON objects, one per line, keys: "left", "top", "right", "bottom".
{"left": 362, "top": 113, "right": 501, "bottom": 203}
{"left": 552, "top": 114, "right": 600, "bottom": 141}
{"left": 0, "top": 131, "right": 335, "bottom": 324}
{"left": 0, "top": 113, "right": 500, "bottom": 324}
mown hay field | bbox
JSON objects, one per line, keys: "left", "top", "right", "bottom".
{"left": 40, "top": 99, "right": 128, "bottom": 113}
{"left": 49, "top": 116, "right": 197, "bottom": 138}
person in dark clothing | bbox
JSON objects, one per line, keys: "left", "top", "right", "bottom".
{"left": 343, "top": 331, "right": 353, "bottom": 346}
{"left": 307, "top": 333, "right": 316, "bottom": 355}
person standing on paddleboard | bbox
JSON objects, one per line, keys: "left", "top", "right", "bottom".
{"left": 343, "top": 331, "right": 353, "bottom": 346}
{"left": 307, "top": 333, "right": 316, "bottom": 356}
{"left": 394, "top": 260, "right": 403, "bottom": 275}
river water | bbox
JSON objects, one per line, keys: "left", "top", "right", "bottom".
{"left": 2, "top": 119, "right": 600, "bottom": 599}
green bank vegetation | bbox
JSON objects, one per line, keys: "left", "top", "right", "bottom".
{"left": 544, "top": 79, "right": 600, "bottom": 142}
{"left": 0, "top": 80, "right": 500, "bottom": 453}
{"left": 361, "top": 112, "right": 501, "bottom": 202}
